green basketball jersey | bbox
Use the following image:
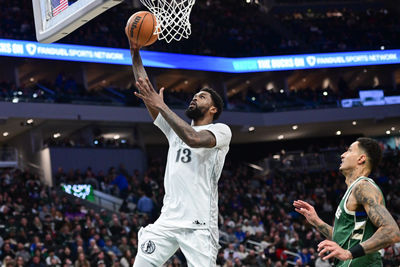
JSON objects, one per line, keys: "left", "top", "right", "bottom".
{"left": 332, "top": 177, "right": 383, "bottom": 267}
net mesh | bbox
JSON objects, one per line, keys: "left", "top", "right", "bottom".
{"left": 140, "top": 0, "right": 195, "bottom": 43}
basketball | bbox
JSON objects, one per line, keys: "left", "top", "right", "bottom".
{"left": 125, "top": 11, "right": 158, "bottom": 48}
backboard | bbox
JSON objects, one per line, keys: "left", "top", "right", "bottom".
{"left": 32, "top": 0, "right": 124, "bottom": 43}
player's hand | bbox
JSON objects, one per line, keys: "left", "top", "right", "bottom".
{"left": 317, "top": 240, "right": 352, "bottom": 261}
{"left": 293, "top": 200, "right": 321, "bottom": 226}
{"left": 134, "top": 77, "right": 165, "bottom": 109}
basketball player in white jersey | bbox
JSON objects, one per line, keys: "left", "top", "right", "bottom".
{"left": 129, "top": 47, "right": 232, "bottom": 267}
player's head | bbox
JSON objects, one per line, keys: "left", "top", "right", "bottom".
{"left": 185, "top": 87, "right": 223, "bottom": 121}
{"left": 339, "top": 137, "right": 382, "bottom": 175}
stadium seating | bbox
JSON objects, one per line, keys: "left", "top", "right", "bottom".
{"left": 4, "top": 144, "right": 390, "bottom": 266}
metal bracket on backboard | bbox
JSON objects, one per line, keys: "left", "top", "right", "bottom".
{"left": 33, "top": 0, "right": 124, "bottom": 43}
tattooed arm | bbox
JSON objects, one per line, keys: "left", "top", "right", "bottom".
{"left": 293, "top": 200, "right": 333, "bottom": 239}
{"left": 315, "top": 220, "right": 334, "bottom": 240}
{"left": 353, "top": 181, "right": 400, "bottom": 254}
{"left": 130, "top": 48, "right": 160, "bottom": 120}
{"left": 134, "top": 77, "right": 216, "bottom": 148}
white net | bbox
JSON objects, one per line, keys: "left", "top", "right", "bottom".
{"left": 140, "top": 0, "right": 196, "bottom": 43}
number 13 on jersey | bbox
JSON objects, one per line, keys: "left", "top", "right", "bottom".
{"left": 176, "top": 148, "right": 191, "bottom": 163}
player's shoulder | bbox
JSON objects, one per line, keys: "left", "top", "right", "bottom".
{"left": 352, "top": 179, "right": 383, "bottom": 203}
{"left": 209, "top": 122, "right": 231, "bottom": 133}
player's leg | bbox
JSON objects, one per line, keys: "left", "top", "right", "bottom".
{"left": 134, "top": 224, "right": 179, "bottom": 266}
{"left": 177, "top": 229, "right": 218, "bottom": 267}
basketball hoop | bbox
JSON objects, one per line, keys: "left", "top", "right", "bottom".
{"left": 139, "top": 0, "right": 196, "bottom": 43}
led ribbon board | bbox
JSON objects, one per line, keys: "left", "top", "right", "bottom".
{"left": 1, "top": 39, "right": 400, "bottom": 73}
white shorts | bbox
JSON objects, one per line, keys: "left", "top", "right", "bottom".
{"left": 137, "top": 224, "right": 218, "bottom": 267}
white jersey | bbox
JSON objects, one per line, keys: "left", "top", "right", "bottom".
{"left": 153, "top": 113, "right": 231, "bottom": 243}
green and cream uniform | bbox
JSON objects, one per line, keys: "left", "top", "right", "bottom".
{"left": 332, "top": 176, "right": 383, "bottom": 267}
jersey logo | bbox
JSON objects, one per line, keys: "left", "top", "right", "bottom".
{"left": 335, "top": 206, "right": 342, "bottom": 220}
{"left": 141, "top": 240, "right": 156, "bottom": 254}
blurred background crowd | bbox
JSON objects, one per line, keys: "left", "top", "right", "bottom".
{"left": 0, "top": 144, "right": 398, "bottom": 266}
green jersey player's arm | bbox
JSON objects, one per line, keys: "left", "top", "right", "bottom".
{"left": 130, "top": 48, "right": 159, "bottom": 120}
{"left": 157, "top": 106, "right": 216, "bottom": 148}
{"left": 353, "top": 181, "right": 400, "bottom": 254}
{"left": 293, "top": 200, "right": 333, "bottom": 239}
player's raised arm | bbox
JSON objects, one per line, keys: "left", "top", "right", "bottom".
{"left": 352, "top": 181, "right": 400, "bottom": 254}
{"left": 134, "top": 78, "right": 217, "bottom": 148}
{"left": 125, "top": 12, "right": 160, "bottom": 121}
{"left": 293, "top": 200, "right": 333, "bottom": 239}
{"left": 128, "top": 47, "right": 162, "bottom": 121}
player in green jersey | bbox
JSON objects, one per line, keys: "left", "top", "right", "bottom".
{"left": 293, "top": 137, "right": 400, "bottom": 266}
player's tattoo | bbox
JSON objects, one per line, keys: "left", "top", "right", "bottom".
{"left": 315, "top": 221, "right": 333, "bottom": 239}
{"left": 353, "top": 181, "right": 400, "bottom": 254}
{"left": 130, "top": 49, "right": 161, "bottom": 120}
{"left": 158, "top": 107, "right": 216, "bottom": 148}
{"left": 131, "top": 49, "right": 148, "bottom": 83}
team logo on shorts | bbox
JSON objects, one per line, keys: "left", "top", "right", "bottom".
{"left": 141, "top": 240, "right": 156, "bottom": 254}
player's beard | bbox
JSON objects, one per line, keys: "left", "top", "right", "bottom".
{"left": 185, "top": 105, "right": 205, "bottom": 120}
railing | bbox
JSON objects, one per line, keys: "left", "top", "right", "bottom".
{"left": 0, "top": 148, "right": 18, "bottom": 168}
{"left": 244, "top": 240, "right": 301, "bottom": 266}
{"left": 282, "top": 250, "right": 302, "bottom": 266}
{"left": 93, "top": 190, "right": 124, "bottom": 212}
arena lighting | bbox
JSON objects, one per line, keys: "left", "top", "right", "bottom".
{"left": 12, "top": 98, "right": 19, "bottom": 103}
{"left": 336, "top": 131, "right": 342, "bottom": 136}
{"left": 323, "top": 91, "right": 328, "bottom": 96}
{"left": 352, "top": 121, "right": 357, "bottom": 126}
{"left": 53, "top": 133, "right": 61, "bottom": 138}
{"left": 278, "top": 135, "right": 284, "bottom": 140}
{"left": 391, "top": 127, "right": 395, "bottom": 131}
{"left": 2, "top": 39, "right": 400, "bottom": 73}
{"left": 386, "top": 130, "right": 391, "bottom": 135}
{"left": 292, "top": 125, "right": 298, "bottom": 130}
{"left": 2, "top": 132, "right": 9, "bottom": 137}
{"left": 26, "top": 119, "right": 34, "bottom": 124}
{"left": 113, "top": 135, "right": 120, "bottom": 140}
{"left": 248, "top": 126, "right": 255, "bottom": 132}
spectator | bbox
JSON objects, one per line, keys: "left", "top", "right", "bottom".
{"left": 103, "top": 238, "right": 122, "bottom": 258}
{"left": 119, "top": 249, "right": 133, "bottom": 267}
{"left": 46, "top": 249, "right": 62, "bottom": 266}
{"left": 15, "top": 242, "right": 30, "bottom": 263}
{"left": 28, "top": 255, "right": 46, "bottom": 267}
{"left": 136, "top": 189, "right": 154, "bottom": 216}
{"left": 74, "top": 253, "right": 89, "bottom": 267}
{"left": 110, "top": 173, "right": 129, "bottom": 199}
